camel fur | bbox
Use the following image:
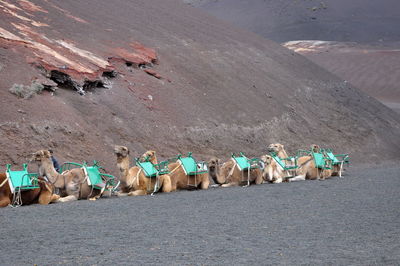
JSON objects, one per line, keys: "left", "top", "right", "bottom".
{"left": 290, "top": 144, "right": 333, "bottom": 182}
{"left": 114, "top": 146, "right": 172, "bottom": 196}
{"left": 208, "top": 157, "right": 263, "bottom": 187}
{"left": 33, "top": 150, "right": 103, "bottom": 202}
{"left": 0, "top": 172, "right": 59, "bottom": 207}
{"left": 141, "top": 150, "right": 210, "bottom": 191}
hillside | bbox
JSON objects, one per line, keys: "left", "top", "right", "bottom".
{"left": 1, "top": 0, "right": 399, "bottom": 173}
{"left": 186, "top": 0, "right": 400, "bottom": 43}
{"left": 186, "top": 0, "right": 400, "bottom": 112}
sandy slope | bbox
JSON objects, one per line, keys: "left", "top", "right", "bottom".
{"left": 283, "top": 41, "right": 400, "bottom": 111}
{"left": 187, "top": 0, "right": 400, "bottom": 113}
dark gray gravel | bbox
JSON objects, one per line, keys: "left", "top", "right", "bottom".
{"left": 1, "top": 166, "right": 399, "bottom": 265}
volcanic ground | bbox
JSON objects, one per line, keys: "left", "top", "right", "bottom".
{"left": 1, "top": 166, "right": 399, "bottom": 265}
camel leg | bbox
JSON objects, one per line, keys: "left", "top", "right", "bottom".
{"left": 254, "top": 171, "right": 263, "bottom": 185}
{"left": 200, "top": 174, "right": 210, "bottom": 190}
{"left": 127, "top": 190, "right": 147, "bottom": 196}
{"left": 38, "top": 190, "right": 53, "bottom": 205}
{"left": 160, "top": 175, "right": 172, "bottom": 193}
{"left": 221, "top": 183, "right": 235, "bottom": 188}
{"left": 0, "top": 197, "right": 11, "bottom": 207}
{"left": 116, "top": 192, "right": 129, "bottom": 197}
{"left": 57, "top": 195, "right": 78, "bottom": 202}
{"left": 51, "top": 194, "right": 60, "bottom": 203}
{"left": 289, "top": 174, "right": 306, "bottom": 182}
{"left": 89, "top": 195, "right": 101, "bottom": 201}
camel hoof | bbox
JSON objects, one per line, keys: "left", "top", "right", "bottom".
{"left": 89, "top": 197, "right": 97, "bottom": 201}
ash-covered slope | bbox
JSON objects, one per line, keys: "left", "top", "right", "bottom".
{"left": 0, "top": 0, "right": 399, "bottom": 172}
{"left": 186, "top": 0, "right": 400, "bottom": 43}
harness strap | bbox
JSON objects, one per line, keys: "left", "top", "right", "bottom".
{"left": 0, "top": 177, "right": 8, "bottom": 188}
{"left": 135, "top": 168, "right": 142, "bottom": 186}
{"left": 226, "top": 159, "right": 237, "bottom": 181}
{"left": 169, "top": 162, "right": 182, "bottom": 175}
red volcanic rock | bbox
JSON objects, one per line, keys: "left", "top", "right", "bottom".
{"left": 144, "top": 69, "right": 162, "bottom": 79}
{"left": 0, "top": 0, "right": 158, "bottom": 91}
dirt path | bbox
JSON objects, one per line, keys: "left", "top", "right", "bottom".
{"left": 1, "top": 166, "right": 399, "bottom": 265}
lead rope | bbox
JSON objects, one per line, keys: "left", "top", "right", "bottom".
{"left": 151, "top": 173, "right": 160, "bottom": 196}
{"left": 10, "top": 186, "right": 22, "bottom": 208}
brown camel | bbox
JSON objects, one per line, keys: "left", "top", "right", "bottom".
{"left": 0, "top": 172, "right": 59, "bottom": 207}
{"left": 266, "top": 143, "right": 298, "bottom": 183}
{"left": 208, "top": 157, "right": 263, "bottom": 187}
{"left": 33, "top": 150, "right": 103, "bottom": 202}
{"left": 260, "top": 154, "right": 282, "bottom": 183}
{"left": 164, "top": 153, "right": 210, "bottom": 191}
{"left": 290, "top": 144, "right": 333, "bottom": 181}
{"left": 114, "top": 146, "right": 172, "bottom": 196}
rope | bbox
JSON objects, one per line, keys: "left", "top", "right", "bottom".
{"left": 0, "top": 177, "right": 8, "bottom": 188}
{"left": 169, "top": 162, "right": 182, "bottom": 175}
{"left": 10, "top": 186, "right": 22, "bottom": 208}
{"left": 151, "top": 173, "right": 160, "bottom": 196}
{"left": 225, "top": 159, "right": 237, "bottom": 184}
{"left": 135, "top": 168, "right": 142, "bottom": 187}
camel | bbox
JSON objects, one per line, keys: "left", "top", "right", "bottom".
{"left": 142, "top": 150, "right": 210, "bottom": 191}
{"left": 260, "top": 154, "right": 283, "bottom": 183}
{"left": 166, "top": 154, "right": 210, "bottom": 191}
{"left": 33, "top": 150, "right": 104, "bottom": 202}
{"left": 290, "top": 144, "right": 333, "bottom": 182}
{"left": 208, "top": 157, "right": 263, "bottom": 187}
{"left": 0, "top": 172, "right": 60, "bottom": 207}
{"left": 266, "top": 143, "right": 297, "bottom": 183}
{"left": 114, "top": 146, "right": 172, "bottom": 196}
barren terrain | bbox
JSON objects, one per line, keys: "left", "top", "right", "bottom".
{"left": 1, "top": 167, "right": 399, "bottom": 265}
{"left": 0, "top": 0, "right": 398, "bottom": 174}
{"left": 188, "top": 0, "right": 400, "bottom": 113}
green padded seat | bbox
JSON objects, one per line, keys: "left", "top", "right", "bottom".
{"left": 178, "top": 153, "right": 208, "bottom": 175}
{"left": 269, "top": 153, "right": 298, "bottom": 170}
{"left": 232, "top": 156, "right": 250, "bottom": 171}
{"left": 84, "top": 161, "right": 117, "bottom": 191}
{"left": 136, "top": 161, "right": 158, "bottom": 178}
{"left": 6, "top": 164, "right": 39, "bottom": 193}
{"left": 325, "top": 152, "right": 340, "bottom": 164}
{"left": 311, "top": 152, "right": 332, "bottom": 169}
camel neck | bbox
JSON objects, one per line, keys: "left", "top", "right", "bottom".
{"left": 117, "top": 156, "right": 130, "bottom": 183}
{"left": 210, "top": 163, "right": 225, "bottom": 184}
{"left": 40, "top": 159, "right": 64, "bottom": 188}
{"left": 149, "top": 156, "right": 158, "bottom": 165}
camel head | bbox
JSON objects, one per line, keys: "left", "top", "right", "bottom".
{"left": 208, "top": 157, "right": 220, "bottom": 173}
{"left": 140, "top": 150, "right": 156, "bottom": 163}
{"left": 32, "top": 149, "right": 52, "bottom": 163}
{"left": 310, "top": 144, "right": 321, "bottom": 153}
{"left": 260, "top": 154, "right": 273, "bottom": 165}
{"left": 114, "top": 145, "right": 129, "bottom": 159}
{"left": 267, "top": 143, "right": 284, "bottom": 153}
{"left": 208, "top": 157, "right": 224, "bottom": 185}
{"left": 260, "top": 154, "right": 274, "bottom": 182}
